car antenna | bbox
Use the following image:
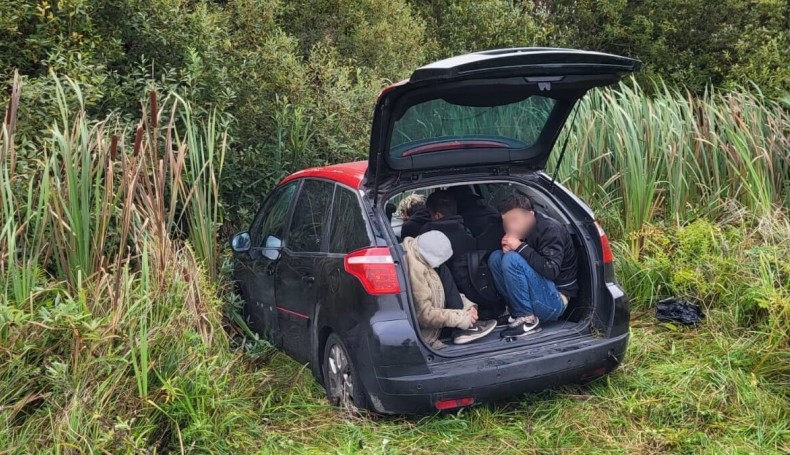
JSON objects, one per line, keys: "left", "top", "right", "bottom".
{"left": 549, "top": 102, "right": 580, "bottom": 192}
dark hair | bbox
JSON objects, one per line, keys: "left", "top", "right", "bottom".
{"left": 426, "top": 190, "right": 458, "bottom": 216}
{"left": 496, "top": 193, "right": 533, "bottom": 214}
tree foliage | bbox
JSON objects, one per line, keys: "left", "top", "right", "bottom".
{"left": 2, "top": 0, "right": 789, "bottom": 222}
{"left": 548, "top": 0, "right": 790, "bottom": 94}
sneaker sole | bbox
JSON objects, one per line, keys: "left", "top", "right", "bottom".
{"left": 453, "top": 323, "right": 497, "bottom": 345}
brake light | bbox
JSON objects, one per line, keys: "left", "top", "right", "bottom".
{"left": 376, "top": 78, "right": 409, "bottom": 102}
{"left": 435, "top": 397, "right": 475, "bottom": 410}
{"left": 344, "top": 247, "right": 401, "bottom": 295}
{"left": 595, "top": 221, "right": 613, "bottom": 264}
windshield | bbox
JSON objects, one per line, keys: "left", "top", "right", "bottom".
{"left": 390, "top": 94, "right": 557, "bottom": 155}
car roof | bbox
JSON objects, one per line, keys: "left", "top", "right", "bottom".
{"left": 279, "top": 161, "right": 368, "bottom": 189}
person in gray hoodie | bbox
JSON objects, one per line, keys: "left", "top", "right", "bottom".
{"left": 402, "top": 230, "right": 497, "bottom": 348}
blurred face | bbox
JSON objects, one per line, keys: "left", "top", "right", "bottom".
{"left": 501, "top": 208, "right": 535, "bottom": 238}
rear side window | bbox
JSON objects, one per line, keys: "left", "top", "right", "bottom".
{"left": 287, "top": 179, "right": 335, "bottom": 252}
{"left": 255, "top": 181, "right": 298, "bottom": 247}
{"left": 329, "top": 187, "right": 371, "bottom": 254}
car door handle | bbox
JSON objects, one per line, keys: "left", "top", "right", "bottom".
{"left": 301, "top": 275, "right": 315, "bottom": 284}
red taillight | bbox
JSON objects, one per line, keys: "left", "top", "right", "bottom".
{"left": 595, "top": 221, "right": 613, "bottom": 264}
{"left": 435, "top": 397, "right": 475, "bottom": 410}
{"left": 344, "top": 247, "right": 400, "bottom": 295}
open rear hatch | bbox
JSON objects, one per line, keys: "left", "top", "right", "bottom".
{"left": 366, "top": 48, "right": 640, "bottom": 356}
{"left": 363, "top": 47, "right": 641, "bottom": 199}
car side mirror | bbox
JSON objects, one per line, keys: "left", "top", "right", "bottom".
{"left": 262, "top": 235, "right": 282, "bottom": 261}
{"left": 231, "top": 231, "right": 251, "bottom": 253}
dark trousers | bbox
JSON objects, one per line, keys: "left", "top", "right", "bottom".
{"left": 437, "top": 264, "right": 464, "bottom": 310}
{"left": 437, "top": 264, "right": 466, "bottom": 339}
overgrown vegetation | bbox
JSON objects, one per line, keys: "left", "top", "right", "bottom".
{"left": 3, "top": 0, "right": 789, "bottom": 222}
{"left": 1, "top": 0, "right": 789, "bottom": 453}
{"left": 552, "top": 81, "right": 790, "bottom": 244}
{"left": 0, "top": 74, "right": 237, "bottom": 452}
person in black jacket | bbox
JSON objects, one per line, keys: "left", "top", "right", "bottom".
{"left": 419, "top": 190, "right": 475, "bottom": 256}
{"left": 398, "top": 194, "right": 433, "bottom": 239}
{"left": 448, "top": 185, "right": 502, "bottom": 237}
{"left": 488, "top": 193, "right": 578, "bottom": 338}
{"left": 419, "top": 190, "right": 505, "bottom": 319}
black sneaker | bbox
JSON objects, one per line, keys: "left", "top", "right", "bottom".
{"left": 496, "top": 314, "right": 512, "bottom": 326}
{"left": 453, "top": 320, "right": 497, "bottom": 345}
{"left": 501, "top": 316, "right": 540, "bottom": 338}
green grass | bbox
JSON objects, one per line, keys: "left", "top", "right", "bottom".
{"left": 238, "top": 316, "right": 789, "bottom": 454}
{"left": 223, "top": 216, "right": 790, "bottom": 454}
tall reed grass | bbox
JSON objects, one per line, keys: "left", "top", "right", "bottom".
{"left": 551, "top": 81, "right": 789, "bottom": 253}
{"left": 0, "top": 73, "right": 236, "bottom": 452}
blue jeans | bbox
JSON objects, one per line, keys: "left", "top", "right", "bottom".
{"left": 488, "top": 250, "right": 565, "bottom": 321}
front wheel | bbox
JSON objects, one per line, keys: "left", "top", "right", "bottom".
{"left": 322, "top": 333, "right": 368, "bottom": 411}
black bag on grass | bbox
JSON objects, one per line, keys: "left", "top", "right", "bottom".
{"left": 656, "top": 298, "right": 704, "bottom": 325}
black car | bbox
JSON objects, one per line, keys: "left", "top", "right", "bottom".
{"left": 231, "top": 48, "right": 640, "bottom": 414}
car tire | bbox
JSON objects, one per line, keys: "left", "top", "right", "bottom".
{"left": 322, "top": 333, "right": 369, "bottom": 411}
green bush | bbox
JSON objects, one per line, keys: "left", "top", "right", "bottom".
{"left": 619, "top": 217, "right": 790, "bottom": 321}
{"left": 4, "top": 0, "right": 790, "bottom": 225}
{"left": 614, "top": 214, "right": 790, "bottom": 387}
{"left": 279, "top": 0, "right": 431, "bottom": 80}
{"left": 411, "top": 0, "right": 551, "bottom": 57}
{"left": 548, "top": 0, "right": 790, "bottom": 95}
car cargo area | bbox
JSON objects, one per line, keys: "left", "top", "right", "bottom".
{"left": 385, "top": 179, "right": 597, "bottom": 356}
{"left": 436, "top": 318, "right": 589, "bottom": 356}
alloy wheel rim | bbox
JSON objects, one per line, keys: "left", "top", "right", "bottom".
{"left": 328, "top": 344, "right": 354, "bottom": 408}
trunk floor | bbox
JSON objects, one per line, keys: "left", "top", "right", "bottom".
{"left": 438, "top": 319, "right": 586, "bottom": 355}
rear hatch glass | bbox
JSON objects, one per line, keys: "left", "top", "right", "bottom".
{"left": 391, "top": 94, "right": 557, "bottom": 156}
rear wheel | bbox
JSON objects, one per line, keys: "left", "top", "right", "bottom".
{"left": 322, "top": 333, "right": 368, "bottom": 411}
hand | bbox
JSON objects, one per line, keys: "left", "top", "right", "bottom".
{"left": 501, "top": 234, "right": 522, "bottom": 252}
{"left": 468, "top": 306, "right": 479, "bottom": 325}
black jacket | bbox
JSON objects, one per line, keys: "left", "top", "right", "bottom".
{"left": 457, "top": 195, "right": 501, "bottom": 237}
{"left": 418, "top": 215, "right": 475, "bottom": 257}
{"left": 400, "top": 208, "right": 432, "bottom": 239}
{"left": 516, "top": 212, "right": 578, "bottom": 297}
{"left": 419, "top": 216, "right": 503, "bottom": 313}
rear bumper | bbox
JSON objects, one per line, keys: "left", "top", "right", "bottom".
{"left": 364, "top": 332, "right": 628, "bottom": 414}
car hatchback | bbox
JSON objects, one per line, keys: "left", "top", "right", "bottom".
{"left": 231, "top": 47, "right": 640, "bottom": 414}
